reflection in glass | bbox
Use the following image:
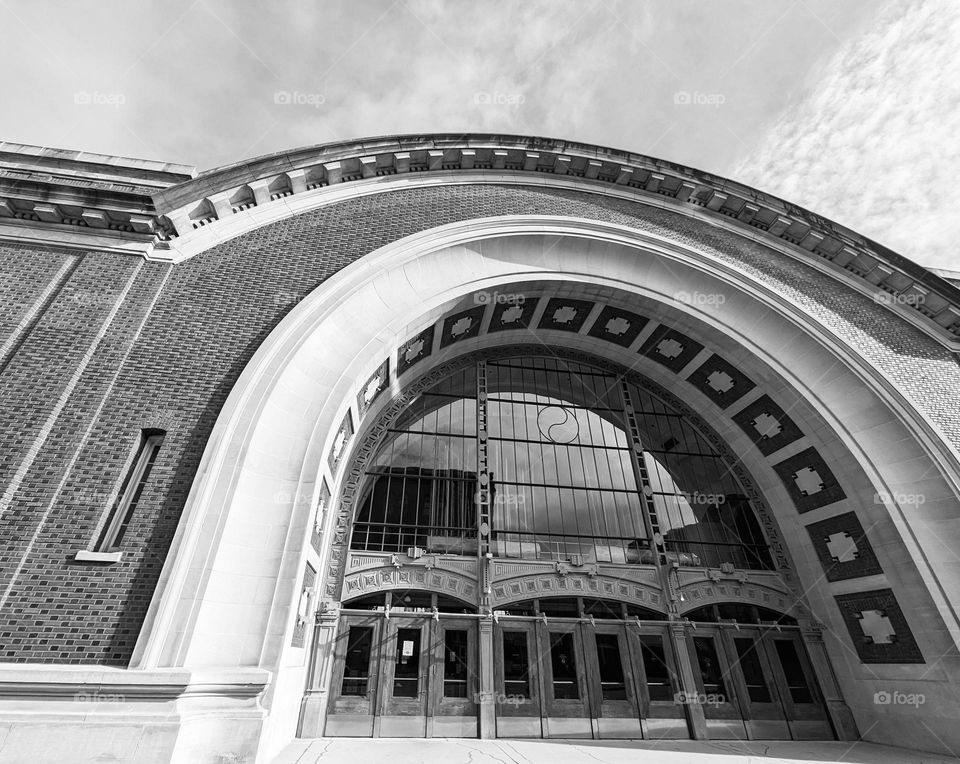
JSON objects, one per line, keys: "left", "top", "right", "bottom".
{"left": 350, "top": 354, "right": 773, "bottom": 571}
{"left": 595, "top": 633, "right": 627, "bottom": 701}
{"left": 443, "top": 629, "right": 470, "bottom": 698}
{"left": 341, "top": 627, "right": 373, "bottom": 696}
{"left": 502, "top": 631, "right": 531, "bottom": 699}
{"left": 549, "top": 631, "right": 580, "bottom": 700}
{"left": 734, "top": 637, "right": 772, "bottom": 703}
{"left": 774, "top": 639, "right": 814, "bottom": 704}
{"left": 393, "top": 627, "right": 421, "bottom": 698}
{"left": 693, "top": 637, "right": 727, "bottom": 699}
{"left": 639, "top": 635, "right": 674, "bottom": 700}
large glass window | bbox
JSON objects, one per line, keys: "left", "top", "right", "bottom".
{"left": 350, "top": 354, "right": 772, "bottom": 570}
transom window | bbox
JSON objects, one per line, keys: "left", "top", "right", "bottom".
{"left": 352, "top": 354, "right": 772, "bottom": 569}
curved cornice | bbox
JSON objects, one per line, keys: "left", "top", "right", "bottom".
{"left": 3, "top": 133, "right": 960, "bottom": 347}
{"left": 149, "top": 133, "right": 960, "bottom": 348}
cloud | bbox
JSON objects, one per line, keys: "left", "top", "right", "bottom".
{"left": 733, "top": 0, "right": 960, "bottom": 270}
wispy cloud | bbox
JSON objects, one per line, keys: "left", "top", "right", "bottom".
{"left": 734, "top": 0, "right": 960, "bottom": 269}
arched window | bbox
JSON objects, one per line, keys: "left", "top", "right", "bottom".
{"left": 352, "top": 354, "right": 772, "bottom": 569}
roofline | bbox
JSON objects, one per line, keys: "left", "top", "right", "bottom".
{"left": 1, "top": 132, "right": 959, "bottom": 348}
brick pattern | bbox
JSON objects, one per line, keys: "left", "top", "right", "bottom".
{"left": 488, "top": 296, "right": 538, "bottom": 332}
{"left": 537, "top": 297, "right": 594, "bottom": 332}
{"left": 440, "top": 305, "right": 485, "bottom": 348}
{"left": 638, "top": 325, "right": 704, "bottom": 373}
{"left": 772, "top": 447, "right": 846, "bottom": 513}
{"left": 805, "top": 512, "right": 883, "bottom": 582}
{"left": 0, "top": 184, "right": 957, "bottom": 665}
{"left": 397, "top": 325, "right": 434, "bottom": 375}
{"left": 586, "top": 305, "right": 648, "bottom": 347}
{"left": 732, "top": 394, "right": 804, "bottom": 456}
{"left": 834, "top": 589, "right": 924, "bottom": 664}
{"left": 686, "top": 353, "right": 756, "bottom": 409}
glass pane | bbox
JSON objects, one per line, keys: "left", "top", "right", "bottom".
{"left": 734, "top": 637, "right": 772, "bottom": 703}
{"left": 341, "top": 626, "right": 373, "bottom": 696}
{"left": 502, "top": 631, "right": 531, "bottom": 699}
{"left": 595, "top": 633, "right": 627, "bottom": 701}
{"left": 392, "top": 627, "right": 422, "bottom": 698}
{"left": 774, "top": 640, "right": 814, "bottom": 704}
{"left": 693, "top": 637, "right": 727, "bottom": 699}
{"left": 639, "top": 635, "right": 674, "bottom": 701}
{"left": 550, "top": 632, "right": 580, "bottom": 700}
{"left": 443, "top": 629, "right": 469, "bottom": 698}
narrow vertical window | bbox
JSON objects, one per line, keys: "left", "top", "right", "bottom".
{"left": 97, "top": 430, "right": 164, "bottom": 551}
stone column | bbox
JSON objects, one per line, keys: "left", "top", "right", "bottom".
{"left": 668, "top": 620, "right": 708, "bottom": 740}
{"left": 298, "top": 603, "right": 341, "bottom": 737}
{"left": 799, "top": 617, "right": 859, "bottom": 741}
{"left": 477, "top": 614, "right": 497, "bottom": 738}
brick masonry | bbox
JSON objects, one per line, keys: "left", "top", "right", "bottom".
{"left": 0, "top": 183, "right": 958, "bottom": 665}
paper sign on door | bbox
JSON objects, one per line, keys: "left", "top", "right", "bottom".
{"left": 402, "top": 640, "right": 414, "bottom": 657}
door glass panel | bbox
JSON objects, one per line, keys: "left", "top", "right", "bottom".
{"left": 774, "top": 639, "right": 814, "bottom": 704}
{"left": 502, "top": 631, "right": 531, "bottom": 699}
{"left": 443, "top": 629, "right": 469, "bottom": 698}
{"left": 734, "top": 637, "right": 772, "bottom": 703}
{"left": 550, "top": 632, "right": 580, "bottom": 699}
{"left": 595, "top": 633, "right": 627, "bottom": 700}
{"left": 639, "top": 635, "right": 674, "bottom": 701}
{"left": 693, "top": 636, "right": 727, "bottom": 699}
{"left": 393, "top": 627, "right": 422, "bottom": 698}
{"left": 341, "top": 626, "right": 373, "bottom": 696}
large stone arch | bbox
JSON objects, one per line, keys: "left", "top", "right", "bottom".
{"left": 129, "top": 216, "right": 960, "bottom": 760}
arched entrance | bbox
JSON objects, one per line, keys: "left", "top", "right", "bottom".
{"left": 130, "top": 217, "right": 960, "bottom": 759}
{"left": 311, "top": 349, "right": 837, "bottom": 740}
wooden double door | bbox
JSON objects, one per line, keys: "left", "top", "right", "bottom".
{"left": 493, "top": 619, "right": 687, "bottom": 739}
{"left": 325, "top": 612, "right": 479, "bottom": 737}
{"left": 686, "top": 625, "right": 832, "bottom": 740}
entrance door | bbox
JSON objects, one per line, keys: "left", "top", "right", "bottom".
{"left": 762, "top": 631, "right": 832, "bottom": 740}
{"left": 687, "top": 626, "right": 834, "bottom": 741}
{"left": 494, "top": 622, "right": 543, "bottom": 737}
{"left": 727, "top": 630, "right": 789, "bottom": 739}
{"left": 582, "top": 622, "right": 642, "bottom": 738}
{"left": 688, "top": 629, "right": 748, "bottom": 739}
{"left": 429, "top": 617, "right": 479, "bottom": 737}
{"left": 376, "top": 617, "right": 430, "bottom": 736}
{"left": 539, "top": 621, "right": 592, "bottom": 738}
{"left": 627, "top": 626, "right": 688, "bottom": 739}
{"left": 326, "top": 614, "right": 382, "bottom": 736}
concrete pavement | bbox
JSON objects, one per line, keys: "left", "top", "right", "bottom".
{"left": 272, "top": 738, "right": 960, "bottom": 764}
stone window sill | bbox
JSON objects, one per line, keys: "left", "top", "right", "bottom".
{"left": 74, "top": 550, "right": 123, "bottom": 563}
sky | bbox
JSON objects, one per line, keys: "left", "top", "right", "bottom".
{"left": 0, "top": 0, "right": 955, "bottom": 269}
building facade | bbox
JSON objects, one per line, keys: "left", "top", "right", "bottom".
{"left": 0, "top": 134, "right": 958, "bottom": 762}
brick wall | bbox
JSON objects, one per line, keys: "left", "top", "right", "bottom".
{"left": 0, "top": 184, "right": 957, "bottom": 665}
